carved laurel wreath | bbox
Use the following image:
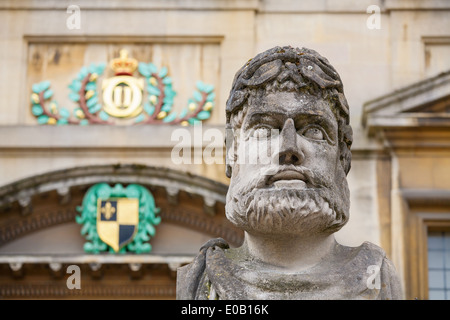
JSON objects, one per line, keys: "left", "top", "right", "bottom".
{"left": 30, "top": 62, "right": 215, "bottom": 125}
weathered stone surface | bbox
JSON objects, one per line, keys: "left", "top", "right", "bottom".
{"left": 177, "top": 46, "right": 403, "bottom": 300}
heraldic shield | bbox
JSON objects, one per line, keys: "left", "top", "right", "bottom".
{"left": 97, "top": 198, "right": 139, "bottom": 252}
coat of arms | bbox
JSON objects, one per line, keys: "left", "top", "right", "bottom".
{"left": 30, "top": 49, "right": 215, "bottom": 125}
{"left": 76, "top": 183, "right": 161, "bottom": 254}
{"left": 97, "top": 198, "right": 139, "bottom": 252}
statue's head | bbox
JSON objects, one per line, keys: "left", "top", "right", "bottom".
{"left": 225, "top": 46, "right": 353, "bottom": 238}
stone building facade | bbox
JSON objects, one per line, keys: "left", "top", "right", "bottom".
{"left": 0, "top": 0, "right": 449, "bottom": 300}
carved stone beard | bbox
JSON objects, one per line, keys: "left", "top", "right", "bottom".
{"left": 226, "top": 168, "right": 350, "bottom": 237}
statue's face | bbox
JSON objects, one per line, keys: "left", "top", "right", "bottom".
{"left": 226, "top": 90, "right": 350, "bottom": 237}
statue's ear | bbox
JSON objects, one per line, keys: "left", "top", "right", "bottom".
{"left": 226, "top": 164, "right": 232, "bottom": 178}
{"left": 225, "top": 143, "right": 235, "bottom": 178}
{"left": 340, "top": 123, "right": 353, "bottom": 176}
{"left": 225, "top": 125, "right": 236, "bottom": 179}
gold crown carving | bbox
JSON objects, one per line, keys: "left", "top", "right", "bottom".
{"left": 110, "top": 49, "right": 138, "bottom": 76}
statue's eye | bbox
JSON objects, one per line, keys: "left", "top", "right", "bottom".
{"left": 302, "top": 127, "right": 324, "bottom": 140}
{"left": 250, "top": 126, "right": 272, "bottom": 139}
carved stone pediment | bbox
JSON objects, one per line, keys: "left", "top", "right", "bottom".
{"left": 363, "top": 70, "right": 450, "bottom": 139}
{"left": 0, "top": 164, "right": 243, "bottom": 249}
{"left": 0, "top": 164, "right": 243, "bottom": 299}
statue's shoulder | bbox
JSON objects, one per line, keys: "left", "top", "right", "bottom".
{"left": 359, "top": 241, "right": 386, "bottom": 259}
{"left": 356, "top": 241, "right": 404, "bottom": 300}
{"left": 334, "top": 241, "right": 386, "bottom": 269}
{"left": 176, "top": 238, "right": 229, "bottom": 300}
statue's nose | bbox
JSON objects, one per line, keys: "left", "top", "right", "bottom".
{"left": 278, "top": 118, "right": 304, "bottom": 166}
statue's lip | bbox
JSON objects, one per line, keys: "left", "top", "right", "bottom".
{"left": 266, "top": 170, "right": 307, "bottom": 185}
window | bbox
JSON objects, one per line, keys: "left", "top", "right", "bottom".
{"left": 428, "top": 231, "right": 450, "bottom": 300}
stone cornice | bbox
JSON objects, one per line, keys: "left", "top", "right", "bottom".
{"left": 5, "top": 0, "right": 450, "bottom": 13}
{"left": 0, "top": 283, "right": 177, "bottom": 298}
{"left": 0, "top": 125, "right": 226, "bottom": 150}
{"left": 0, "top": 0, "right": 259, "bottom": 11}
{"left": 0, "top": 254, "right": 193, "bottom": 266}
{"left": 385, "top": 0, "right": 450, "bottom": 11}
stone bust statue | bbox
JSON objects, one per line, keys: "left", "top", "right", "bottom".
{"left": 176, "top": 46, "right": 403, "bottom": 300}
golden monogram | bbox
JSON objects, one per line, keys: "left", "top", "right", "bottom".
{"left": 102, "top": 49, "right": 144, "bottom": 118}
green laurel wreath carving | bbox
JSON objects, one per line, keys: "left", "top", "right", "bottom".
{"left": 30, "top": 60, "right": 215, "bottom": 125}
{"left": 136, "top": 62, "right": 215, "bottom": 125}
{"left": 75, "top": 183, "right": 161, "bottom": 254}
